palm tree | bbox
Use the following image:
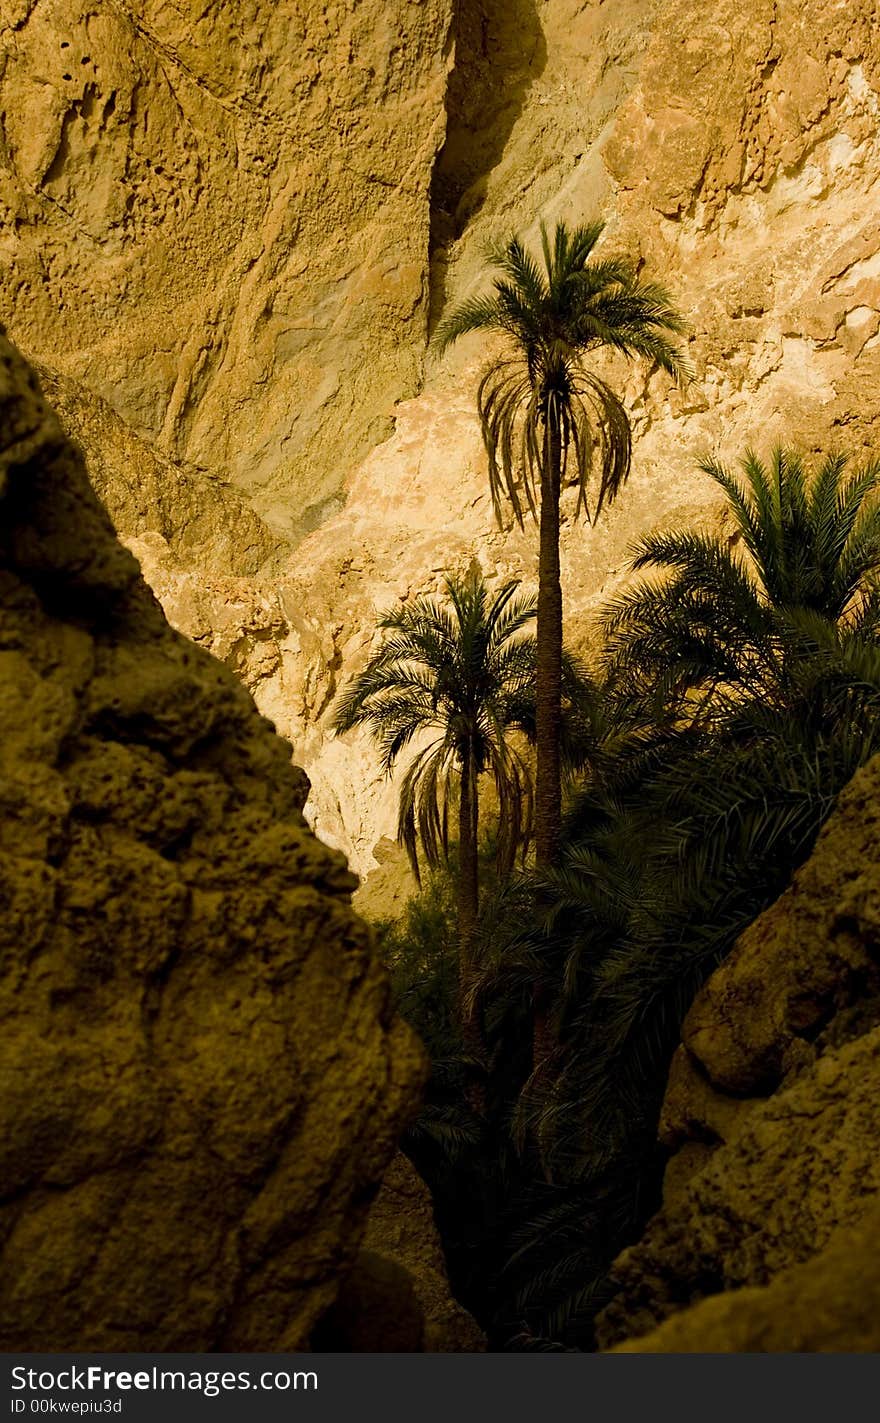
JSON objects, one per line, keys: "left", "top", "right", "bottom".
{"left": 464, "top": 621, "right": 880, "bottom": 1343}
{"left": 603, "top": 446, "right": 880, "bottom": 714}
{"left": 435, "top": 219, "right": 687, "bottom": 868}
{"left": 461, "top": 450, "right": 880, "bottom": 1337}
{"left": 332, "top": 566, "right": 538, "bottom": 1013}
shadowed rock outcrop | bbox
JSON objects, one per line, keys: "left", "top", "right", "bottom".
{"left": 596, "top": 753, "right": 880, "bottom": 1352}
{"left": 0, "top": 334, "right": 425, "bottom": 1351}
{"left": 358, "top": 1154, "right": 485, "bottom": 1351}
{"left": 611, "top": 1203, "right": 880, "bottom": 1353}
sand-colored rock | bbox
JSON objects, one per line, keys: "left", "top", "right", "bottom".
{"left": 0, "top": 0, "right": 453, "bottom": 537}
{"left": 599, "top": 1024, "right": 880, "bottom": 1348}
{"left": 595, "top": 755, "right": 880, "bottom": 1351}
{"left": 40, "top": 365, "right": 279, "bottom": 577}
{"left": 0, "top": 333, "right": 425, "bottom": 1351}
{"left": 316, "top": 1154, "right": 485, "bottom": 1351}
{"left": 612, "top": 1203, "right": 880, "bottom": 1353}
{"left": 670, "top": 753, "right": 880, "bottom": 1103}
{"left": 360, "top": 1154, "right": 485, "bottom": 1352}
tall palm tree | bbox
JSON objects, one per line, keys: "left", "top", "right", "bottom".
{"left": 332, "top": 566, "right": 537, "bottom": 1010}
{"left": 435, "top": 219, "right": 687, "bottom": 868}
{"left": 603, "top": 446, "right": 880, "bottom": 713}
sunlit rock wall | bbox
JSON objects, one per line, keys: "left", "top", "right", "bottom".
{"left": 3, "top": 0, "right": 880, "bottom": 876}
{"left": 0, "top": 0, "right": 453, "bottom": 537}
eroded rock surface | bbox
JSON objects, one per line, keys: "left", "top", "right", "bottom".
{"left": 315, "top": 1154, "right": 485, "bottom": 1352}
{"left": 611, "top": 1203, "right": 880, "bottom": 1353}
{"left": 39, "top": 365, "right": 279, "bottom": 578}
{"left": 0, "top": 334, "right": 425, "bottom": 1351}
{"left": 596, "top": 754, "right": 880, "bottom": 1352}
{"left": 359, "top": 1154, "right": 485, "bottom": 1352}
{"left": 0, "top": 0, "right": 453, "bottom": 536}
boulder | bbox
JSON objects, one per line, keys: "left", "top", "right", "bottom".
{"left": 0, "top": 334, "right": 425, "bottom": 1351}
{"left": 596, "top": 754, "right": 880, "bottom": 1351}
{"left": 313, "top": 1154, "right": 484, "bottom": 1351}
{"left": 358, "top": 1154, "right": 485, "bottom": 1352}
{"left": 611, "top": 1204, "right": 880, "bottom": 1353}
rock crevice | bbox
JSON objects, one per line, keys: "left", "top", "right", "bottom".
{"left": 427, "top": 0, "right": 547, "bottom": 331}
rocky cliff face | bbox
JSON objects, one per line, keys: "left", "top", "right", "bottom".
{"left": 3, "top": 0, "right": 880, "bottom": 875}
{"left": 0, "top": 334, "right": 424, "bottom": 1350}
{"left": 595, "top": 752, "right": 880, "bottom": 1352}
{"left": 0, "top": 0, "right": 452, "bottom": 538}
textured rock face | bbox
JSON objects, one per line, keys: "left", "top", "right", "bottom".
{"left": 359, "top": 1154, "right": 485, "bottom": 1352}
{"left": 38, "top": 365, "right": 279, "bottom": 578}
{"left": 0, "top": 334, "right": 425, "bottom": 1351}
{"left": 595, "top": 755, "right": 880, "bottom": 1353}
{"left": 671, "top": 754, "right": 880, "bottom": 1101}
{"left": 0, "top": 0, "right": 453, "bottom": 537}
{"left": 4, "top": 0, "right": 880, "bottom": 875}
{"left": 317, "top": 1154, "right": 485, "bottom": 1351}
{"left": 611, "top": 1204, "right": 880, "bottom": 1354}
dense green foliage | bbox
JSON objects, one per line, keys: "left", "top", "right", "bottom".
{"left": 604, "top": 446, "right": 880, "bottom": 711}
{"left": 353, "top": 441, "right": 880, "bottom": 1348}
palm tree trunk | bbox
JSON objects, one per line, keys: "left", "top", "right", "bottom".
{"left": 535, "top": 408, "right": 563, "bottom": 868}
{"left": 458, "top": 743, "right": 485, "bottom": 1110}
{"left": 533, "top": 406, "right": 563, "bottom": 1071}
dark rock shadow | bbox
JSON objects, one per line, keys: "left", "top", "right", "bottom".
{"left": 428, "top": 0, "right": 548, "bottom": 335}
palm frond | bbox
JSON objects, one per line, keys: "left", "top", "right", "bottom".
{"left": 437, "top": 217, "right": 686, "bottom": 531}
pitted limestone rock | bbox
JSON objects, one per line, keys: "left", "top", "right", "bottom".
{"left": 596, "top": 755, "right": 880, "bottom": 1352}
{"left": 0, "top": 334, "right": 425, "bottom": 1351}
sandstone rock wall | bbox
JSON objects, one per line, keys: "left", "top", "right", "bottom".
{"left": 0, "top": 0, "right": 453, "bottom": 537}
{"left": 595, "top": 753, "right": 880, "bottom": 1353}
{"left": 38, "top": 364, "right": 279, "bottom": 577}
{"left": 0, "top": 334, "right": 425, "bottom": 1351}
{"left": 4, "top": 0, "right": 880, "bottom": 877}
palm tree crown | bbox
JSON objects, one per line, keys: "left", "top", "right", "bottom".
{"left": 708, "top": 446, "right": 880, "bottom": 615}
{"left": 434, "top": 220, "right": 688, "bottom": 525}
{"left": 603, "top": 446, "right": 880, "bottom": 706}
{"left": 332, "top": 567, "right": 538, "bottom": 882}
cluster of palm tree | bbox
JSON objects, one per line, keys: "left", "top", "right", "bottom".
{"left": 337, "top": 219, "right": 686, "bottom": 1063}
{"left": 332, "top": 217, "right": 880, "bottom": 1347}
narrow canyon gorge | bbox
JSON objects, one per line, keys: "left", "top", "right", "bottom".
{"left": 2, "top": 0, "right": 880, "bottom": 1356}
